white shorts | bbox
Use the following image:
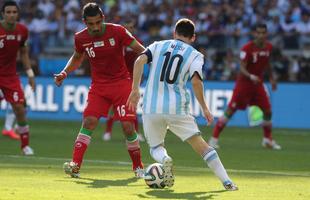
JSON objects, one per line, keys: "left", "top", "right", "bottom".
{"left": 142, "top": 114, "right": 201, "bottom": 147}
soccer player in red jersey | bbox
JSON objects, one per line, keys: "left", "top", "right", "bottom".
{"left": 0, "top": 1, "right": 35, "bottom": 155}
{"left": 209, "top": 23, "right": 281, "bottom": 150}
{"left": 54, "top": 3, "right": 145, "bottom": 178}
{"left": 102, "top": 19, "right": 144, "bottom": 142}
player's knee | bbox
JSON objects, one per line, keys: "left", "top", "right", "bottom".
{"left": 225, "top": 108, "right": 235, "bottom": 119}
{"left": 82, "top": 116, "right": 98, "bottom": 130}
{"left": 263, "top": 110, "right": 272, "bottom": 121}
{"left": 121, "top": 121, "right": 135, "bottom": 135}
{"left": 12, "top": 103, "right": 25, "bottom": 117}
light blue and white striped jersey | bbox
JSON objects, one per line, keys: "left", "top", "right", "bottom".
{"left": 143, "top": 39, "right": 204, "bottom": 115}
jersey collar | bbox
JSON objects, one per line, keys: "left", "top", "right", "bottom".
{"left": 0, "top": 20, "right": 16, "bottom": 32}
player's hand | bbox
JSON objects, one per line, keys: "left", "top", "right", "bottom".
{"left": 54, "top": 71, "right": 67, "bottom": 87}
{"left": 203, "top": 108, "right": 214, "bottom": 126}
{"left": 28, "top": 77, "right": 36, "bottom": 91}
{"left": 249, "top": 74, "right": 261, "bottom": 84}
{"left": 126, "top": 89, "right": 140, "bottom": 112}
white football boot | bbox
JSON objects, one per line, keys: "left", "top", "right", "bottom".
{"left": 223, "top": 180, "right": 238, "bottom": 191}
{"left": 262, "top": 138, "right": 281, "bottom": 150}
{"left": 208, "top": 137, "right": 220, "bottom": 149}
{"left": 22, "top": 146, "right": 34, "bottom": 156}
{"left": 102, "top": 132, "right": 112, "bottom": 141}
{"left": 162, "top": 156, "right": 174, "bottom": 187}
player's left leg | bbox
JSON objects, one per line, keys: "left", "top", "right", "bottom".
{"left": 209, "top": 108, "right": 236, "bottom": 148}
{"left": 11, "top": 102, "right": 33, "bottom": 155}
{"left": 256, "top": 86, "right": 281, "bottom": 150}
{"left": 121, "top": 120, "right": 144, "bottom": 177}
{"left": 187, "top": 135, "right": 238, "bottom": 191}
{"left": 261, "top": 109, "right": 281, "bottom": 150}
{"left": 169, "top": 114, "right": 237, "bottom": 190}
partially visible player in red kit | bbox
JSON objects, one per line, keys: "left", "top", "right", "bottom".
{"left": 102, "top": 19, "right": 144, "bottom": 142}
{"left": 54, "top": 3, "right": 145, "bottom": 178}
{"left": 208, "top": 23, "right": 281, "bottom": 150}
{"left": 0, "top": 1, "right": 35, "bottom": 155}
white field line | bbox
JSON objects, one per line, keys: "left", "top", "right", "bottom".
{"left": 0, "top": 154, "right": 309, "bottom": 178}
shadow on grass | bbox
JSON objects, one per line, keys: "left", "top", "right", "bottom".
{"left": 137, "top": 189, "right": 227, "bottom": 200}
{"left": 72, "top": 177, "right": 139, "bottom": 188}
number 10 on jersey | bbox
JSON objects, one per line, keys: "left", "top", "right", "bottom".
{"left": 160, "top": 52, "right": 183, "bottom": 84}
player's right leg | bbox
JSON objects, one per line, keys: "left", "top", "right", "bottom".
{"left": 257, "top": 87, "right": 281, "bottom": 150}
{"left": 64, "top": 90, "right": 105, "bottom": 178}
{"left": 187, "top": 135, "right": 238, "bottom": 191}
{"left": 209, "top": 108, "right": 235, "bottom": 148}
{"left": 64, "top": 116, "right": 98, "bottom": 178}
{"left": 143, "top": 114, "right": 174, "bottom": 187}
{"left": 11, "top": 102, "right": 34, "bottom": 155}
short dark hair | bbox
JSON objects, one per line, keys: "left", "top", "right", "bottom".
{"left": 255, "top": 23, "right": 268, "bottom": 31}
{"left": 1, "top": 0, "right": 18, "bottom": 12}
{"left": 175, "top": 18, "right": 195, "bottom": 38}
{"left": 82, "top": 3, "right": 103, "bottom": 20}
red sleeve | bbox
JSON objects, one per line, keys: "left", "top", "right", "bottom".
{"left": 240, "top": 44, "right": 251, "bottom": 62}
{"left": 74, "top": 34, "right": 83, "bottom": 54}
{"left": 117, "top": 25, "right": 135, "bottom": 47}
{"left": 20, "top": 24, "right": 29, "bottom": 47}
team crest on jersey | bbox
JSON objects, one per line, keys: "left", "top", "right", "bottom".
{"left": 6, "top": 35, "right": 15, "bottom": 40}
{"left": 109, "top": 38, "right": 115, "bottom": 46}
{"left": 93, "top": 41, "right": 104, "bottom": 47}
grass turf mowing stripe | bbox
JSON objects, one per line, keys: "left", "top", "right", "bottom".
{"left": 1, "top": 154, "right": 309, "bottom": 178}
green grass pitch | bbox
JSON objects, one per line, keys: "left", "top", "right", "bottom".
{"left": 0, "top": 120, "right": 309, "bottom": 200}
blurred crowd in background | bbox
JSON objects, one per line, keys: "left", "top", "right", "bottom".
{"left": 3, "top": 0, "right": 310, "bottom": 82}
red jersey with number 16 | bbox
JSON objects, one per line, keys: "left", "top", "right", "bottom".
{"left": 238, "top": 41, "right": 273, "bottom": 83}
{"left": 0, "top": 23, "right": 28, "bottom": 77}
{"left": 75, "top": 23, "right": 135, "bottom": 84}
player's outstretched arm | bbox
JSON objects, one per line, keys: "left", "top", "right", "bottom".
{"left": 191, "top": 73, "right": 214, "bottom": 125}
{"left": 54, "top": 51, "right": 84, "bottom": 87}
{"left": 126, "top": 54, "right": 147, "bottom": 112}
{"left": 20, "top": 45, "right": 35, "bottom": 91}
{"left": 129, "top": 40, "right": 145, "bottom": 54}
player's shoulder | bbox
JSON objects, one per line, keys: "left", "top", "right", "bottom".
{"left": 74, "top": 27, "right": 88, "bottom": 39}
{"left": 105, "top": 23, "right": 125, "bottom": 31}
{"left": 16, "top": 23, "right": 28, "bottom": 32}
{"left": 241, "top": 41, "right": 253, "bottom": 50}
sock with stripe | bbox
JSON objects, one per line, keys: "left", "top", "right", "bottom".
{"left": 16, "top": 122, "right": 29, "bottom": 149}
{"left": 126, "top": 132, "right": 143, "bottom": 170}
{"left": 72, "top": 127, "right": 92, "bottom": 168}
{"left": 202, "top": 146, "right": 231, "bottom": 183}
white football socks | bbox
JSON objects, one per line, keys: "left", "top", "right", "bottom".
{"left": 202, "top": 147, "right": 231, "bottom": 183}
{"left": 150, "top": 145, "right": 170, "bottom": 164}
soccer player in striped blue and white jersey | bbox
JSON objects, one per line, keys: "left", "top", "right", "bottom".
{"left": 127, "top": 18, "right": 238, "bottom": 190}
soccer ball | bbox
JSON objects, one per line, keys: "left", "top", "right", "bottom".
{"left": 144, "top": 163, "right": 165, "bottom": 189}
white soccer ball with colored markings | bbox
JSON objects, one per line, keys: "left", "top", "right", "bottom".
{"left": 144, "top": 163, "right": 165, "bottom": 189}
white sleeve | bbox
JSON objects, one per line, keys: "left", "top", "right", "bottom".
{"left": 147, "top": 42, "right": 158, "bottom": 56}
{"left": 189, "top": 53, "right": 204, "bottom": 79}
